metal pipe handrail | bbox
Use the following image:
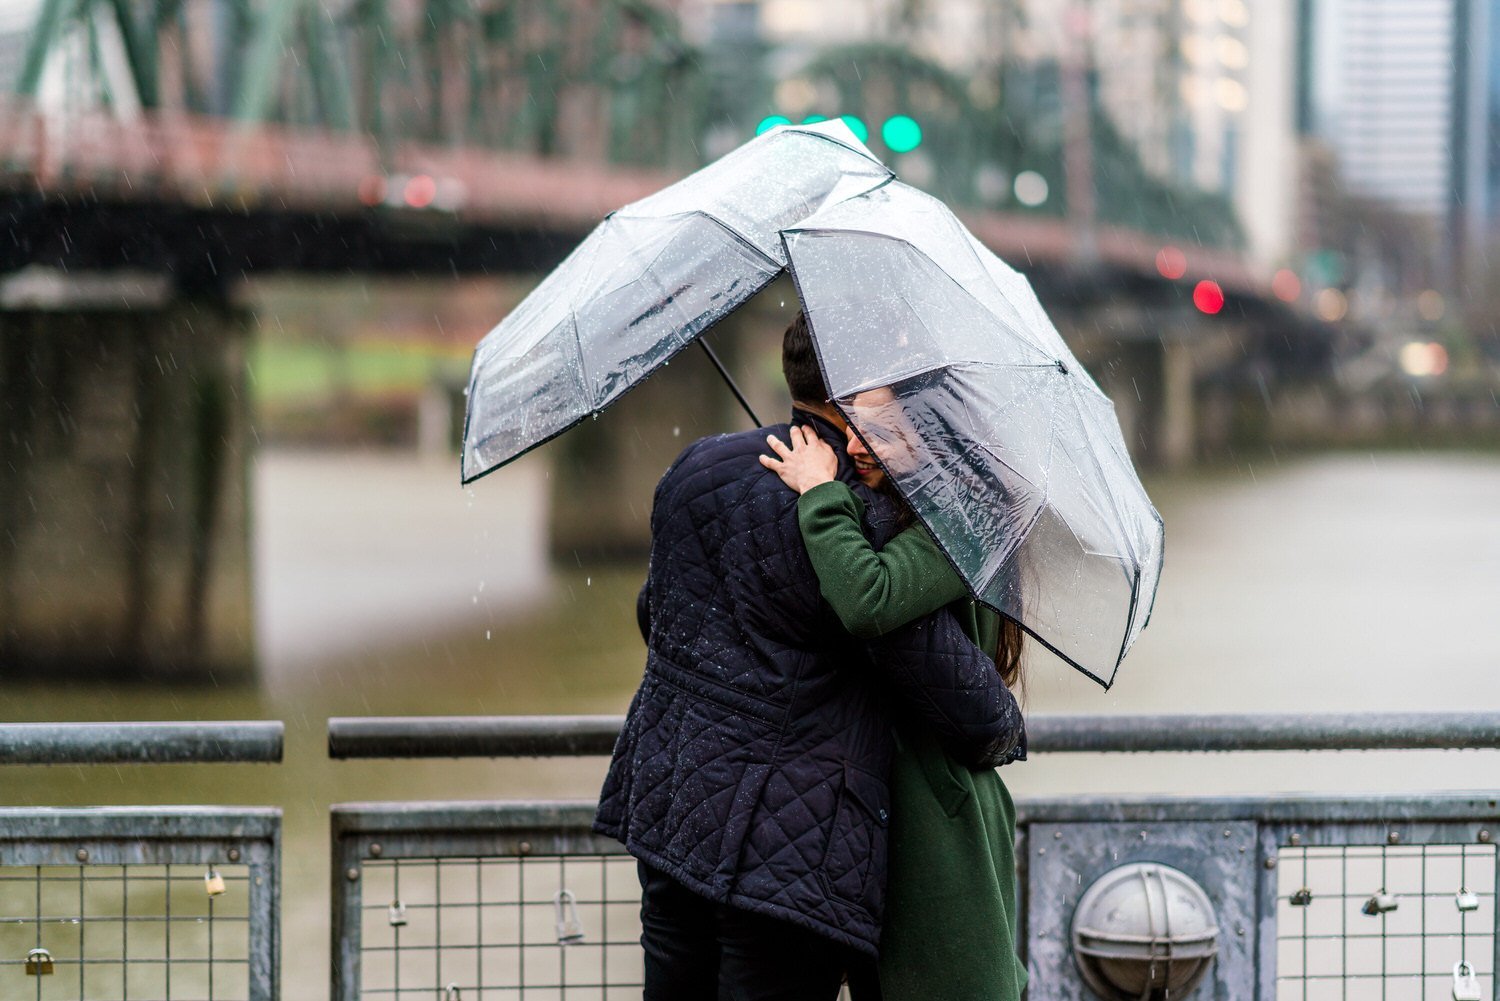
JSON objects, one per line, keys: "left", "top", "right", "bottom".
{"left": 0, "top": 721, "right": 284, "bottom": 765}
{"left": 328, "top": 716, "right": 621, "bottom": 759}
{"left": 327, "top": 712, "right": 1500, "bottom": 759}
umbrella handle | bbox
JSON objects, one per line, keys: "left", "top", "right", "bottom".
{"left": 697, "top": 337, "right": 761, "bottom": 428}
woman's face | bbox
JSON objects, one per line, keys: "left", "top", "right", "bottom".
{"left": 844, "top": 423, "right": 887, "bottom": 490}
{"left": 844, "top": 386, "right": 920, "bottom": 491}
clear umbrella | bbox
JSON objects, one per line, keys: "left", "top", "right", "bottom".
{"left": 783, "top": 180, "right": 1164, "bottom": 687}
{"left": 461, "top": 120, "right": 892, "bottom": 483}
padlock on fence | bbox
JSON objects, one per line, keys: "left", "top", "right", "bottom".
{"left": 25, "top": 948, "right": 54, "bottom": 975}
{"left": 1456, "top": 889, "right": 1480, "bottom": 912}
{"left": 388, "top": 900, "right": 408, "bottom": 927}
{"left": 1362, "top": 890, "right": 1398, "bottom": 915}
{"left": 1290, "top": 887, "right": 1312, "bottom": 906}
{"left": 1452, "top": 960, "right": 1482, "bottom": 1000}
{"left": 205, "top": 867, "right": 227, "bottom": 897}
{"left": 554, "top": 888, "right": 585, "bottom": 945}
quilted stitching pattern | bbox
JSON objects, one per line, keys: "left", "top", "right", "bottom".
{"left": 595, "top": 416, "right": 1025, "bottom": 956}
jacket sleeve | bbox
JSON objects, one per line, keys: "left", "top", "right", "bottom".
{"left": 797, "top": 481, "right": 969, "bottom": 638}
{"left": 864, "top": 608, "right": 1026, "bottom": 769}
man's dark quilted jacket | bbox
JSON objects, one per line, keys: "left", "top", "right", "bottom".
{"left": 594, "top": 412, "right": 1024, "bottom": 956}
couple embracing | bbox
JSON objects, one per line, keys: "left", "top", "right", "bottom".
{"left": 595, "top": 312, "right": 1029, "bottom": 1000}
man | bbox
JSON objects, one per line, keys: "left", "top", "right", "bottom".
{"left": 595, "top": 313, "right": 1021, "bottom": 999}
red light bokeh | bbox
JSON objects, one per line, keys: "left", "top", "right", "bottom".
{"left": 1272, "top": 268, "right": 1301, "bottom": 302}
{"left": 1193, "top": 280, "right": 1225, "bottom": 314}
{"left": 404, "top": 175, "right": 437, "bottom": 208}
{"left": 1156, "top": 246, "right": 1188, "bottom": 280}
{"left": 357, "top": 175, "right": 385, "bottom": 206}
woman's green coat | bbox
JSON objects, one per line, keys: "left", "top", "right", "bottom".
{"left": 798, "top": 481, "right": 1027, "bottom": 1001}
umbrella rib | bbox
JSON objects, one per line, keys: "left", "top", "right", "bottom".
{"left": 1067, "top": 380, "right": 1148, "bottom": 571}
{"left": 793, "top": 129, "right": 895, "bottom": 173}
{"left": 838, "top": 360, "right": 1063, "bottom": 400}
{"left": 613, "top": 208, "right": 785, "bottom": 273}
{"left": 568, "top": 307, "right": 594, "bottom": 406}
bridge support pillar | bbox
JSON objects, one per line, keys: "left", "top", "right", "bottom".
{"left": 0, "top": 277, "right": 255, "bottom": 682}
{"left": 1072, "top": 329, "right": 1200, "bottom": 471}
{"left": 1159, "top": 339, "right": 1197, "bottom": 470}
{"left": 547, "top": 280, "right": 794, "bottom": 557}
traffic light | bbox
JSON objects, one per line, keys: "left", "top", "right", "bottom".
{"left": 839, "top": 115, "right": 869, "bottom": 143}
{"left": 881, "top": 115, "right": 922, "bottom": 153}
{"left": 753, "top": 113, "right": 921, "bottom": 152}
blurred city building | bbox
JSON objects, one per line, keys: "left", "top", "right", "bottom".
{"left": 1296, "top": 0, "right": 1497, "bottom": 289}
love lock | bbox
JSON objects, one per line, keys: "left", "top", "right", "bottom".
{"left": 1362, "top": 891, "right": 1398, "bottom": 915}
{"left": 1456, "top": 889, "right": 1480, "bottom": 912}
{"left": 388, "top": 900, "right": 408, "bottom": 927}
{"left": 205, "top": 868, "right": 226, "bottom": 897}
{"left": 25, "top": 948, "right": 54, "bottom": 975}
{"left": 554, "top": 889, "right": 585, "bottom": 945}
{"left": 1452, "top": 960, "right": 1482, "bottom": 1000}
{"left": 1290, "top": 887, "right": 1313, "bottom": 906}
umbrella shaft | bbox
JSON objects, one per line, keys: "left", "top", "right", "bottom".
{"left": 697, "top": 338, "right": 761, "bottom": 428}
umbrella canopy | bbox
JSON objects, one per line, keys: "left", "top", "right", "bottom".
{"left": 783, "top": 181, "right": 1164, "bottom": 687}
{"left": 461, "top": 120, "right": 892, "bottom": 483}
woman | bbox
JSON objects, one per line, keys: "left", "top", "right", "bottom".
{"left": 761, "top": 417, "right": 1028, "bottom": 1000}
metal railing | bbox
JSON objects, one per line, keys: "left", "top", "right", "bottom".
{"left": 328, "top": 713, "right": 1500, "bottom": 1000}
{"left": 0, "top": 721, "right": 284, "bottom": 765}
{"left": 0, "top": 722, "right": 284, "bottom": 1001}
{"left": 327, "top": 711, "right": 1500, "bottom": 758}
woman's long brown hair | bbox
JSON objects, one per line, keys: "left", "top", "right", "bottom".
{"left": 995, "top": 617, "right": 1025, "bottom": 697}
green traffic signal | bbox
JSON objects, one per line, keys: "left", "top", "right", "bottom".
{"left": 755, "top": 115, "right": 792, "bottom": 136}
{"left": 755, "top": 113, "right": 898, "bottom": 148}
{"left": 839, "top": 115, "right": 869, "bottom": 143}
{"left": 882, "top": 115, "right": 922, "bottom": 153}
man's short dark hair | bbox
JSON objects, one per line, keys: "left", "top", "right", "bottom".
{"left": 782, "top": 311, "right": 829, "bottom": 405}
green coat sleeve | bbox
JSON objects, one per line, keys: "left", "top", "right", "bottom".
{"left": 796, "top": 480, "right": 969, "bottom": 638}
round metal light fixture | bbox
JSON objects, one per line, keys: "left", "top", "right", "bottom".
{"left": 1071, "top": 862, "right": 1219, "bottom": 1000}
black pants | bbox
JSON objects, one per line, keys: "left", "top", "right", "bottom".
{"left": 638, "top": 861, "right": 880, "bottom": 1001}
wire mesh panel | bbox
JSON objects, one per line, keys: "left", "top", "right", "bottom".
{"left": 333, "top": 803, "right": 872, "bottom": 1001}
{"left": 357, "top": 855, "right": 643, "bottom": 999}
{"left": 333, "top": 802, "right": 646, "bottom": 1001}
{"left": 1276, "top": 843, "right": 1496, "bottom": 1000}
{"left": 0, "top": 808, "right": 281, "bottom": 1001}
{"left": 0, "top": 864, "right": 252, "bottom": 999}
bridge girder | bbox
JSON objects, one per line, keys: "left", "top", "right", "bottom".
{"left": 13, "top": 0, "right": 704, "bottom": 170}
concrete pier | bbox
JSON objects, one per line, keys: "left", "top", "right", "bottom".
{"left": 0, "top": 275, "right": 254, "bottom": 682}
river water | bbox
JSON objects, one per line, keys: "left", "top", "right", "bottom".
{"left": 2, "top": 447, "right": 1498, "bottom": 997}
